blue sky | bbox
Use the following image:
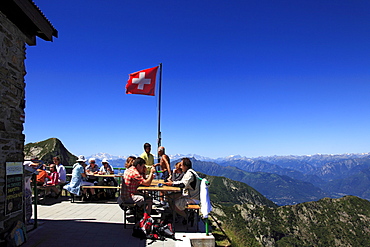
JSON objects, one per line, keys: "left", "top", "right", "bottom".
{"left": 24, "top": 0, "right": 370, "bottom": 158}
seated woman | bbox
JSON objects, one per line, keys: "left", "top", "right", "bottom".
{"left": 63, "top": 155, "right": 97, "bottom": 201}
{"left": 125, "top": 156, "right": 136, "bottom": 169}
{"left": 99, "top": 158, "right": 118, "bottom": 199}
{"left": 86, "top": 158, "right": 99, "bottom": 184}
{"left": 45, "top": 164, "right": 61, "bottom": 198}
{"left": 165, "top": 158, "right": 200, "bottom": 219}
{"left": 170, "top": 162, "right": 184, "bottom": 182}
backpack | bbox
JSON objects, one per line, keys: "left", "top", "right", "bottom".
{"left": 132, "top": 213, "right": 154, "bottom": 239}
{"left": 132, "top": 213, "right": 175, "bottom": 241}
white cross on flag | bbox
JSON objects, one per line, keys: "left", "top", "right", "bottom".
{"left": 126, "top": 66, "right": 159, "bottom": 96}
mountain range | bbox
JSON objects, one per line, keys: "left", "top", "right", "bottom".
{"left": 25, "top": 138, "right": 370, "bottom": 206}
{"left": 86, "top": 152, "right": 214, "bottom": 162}
{"left": 89, "top": 152, "right": 370, "bottom": 206}
{"left": 87, "top": 152, "right": 370, "bottom": 163}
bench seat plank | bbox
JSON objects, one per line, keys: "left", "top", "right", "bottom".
{"left": 81, "top": 186, "right": 120, "bottom": 189}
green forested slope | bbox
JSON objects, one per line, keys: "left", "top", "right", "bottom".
{"left": 214, "top": 195, "right": 370, "bottom": 246}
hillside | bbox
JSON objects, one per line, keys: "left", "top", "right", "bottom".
{"left": 24, "top": 138, "right": 77, "bottom": 168}
{"left": 206, "top": 175, "right": 277, "bottom": 208}
{"left": 215, "top": 195, "right": 370, "bottom": 246}
{"left": 326, "top": 167, "right": 370, "bottom": 199}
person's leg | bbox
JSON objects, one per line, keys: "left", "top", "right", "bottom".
{"left": 131, "top": 195, "right": 154, "bottom": 214}
{"left": 166, "top": 192, "right": 182, "bottom": 211}
{"left": 173, "top": 196, "right": 188, "bottom": 218}
{"left": 57, "top": 182, "right": 65, "bottom": 196}
{"left": 145, "top": 197, "right": 153, "bottom": 214}
{"left": 174, "top": 204, "right": 187, "bottom": 217}
{"left": 50, "top": 186, "right": 58, "bottom": 193}
{"left": 51, "top": 186, "right": 61, "bottom": 197}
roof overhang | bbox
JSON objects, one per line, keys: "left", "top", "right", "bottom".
{"left": 1, "top": 0, "right": 58, "bottom": 45}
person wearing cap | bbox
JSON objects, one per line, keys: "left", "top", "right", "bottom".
{"left": 63, "top": 155, "right": 97, "bottom": 201}
{"left": 99, "top": 158, "right": 118, "bottom": 199}
{"left": 99, "top": 158, "right": 114, "bottom": 175}
{"left": 140, "top": 143, "right": 154, "bottom": 175}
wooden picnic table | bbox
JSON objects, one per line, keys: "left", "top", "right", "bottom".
{"left": 137, "top": 184, "right": 181, "bottom": 192}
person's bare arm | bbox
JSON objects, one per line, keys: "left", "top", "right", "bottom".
{"left": 141, "top": 166, "right": 156, "bottom": 186}
{"left": 163, "top": 155, "right": 171, "bottom": 175}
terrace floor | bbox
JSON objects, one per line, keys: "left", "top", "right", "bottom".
{"left": 23, "top": 195, "right": 214, "bottom": 247}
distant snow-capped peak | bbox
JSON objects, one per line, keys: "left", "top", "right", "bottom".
{"left": 168, "top": 154, "right": 213, "bottom": 161}
{"left": 87, "top": 152, "right": 129, "bottom": 160}
{"left": 86, "top": 152, "right": 370, "bottom": 163}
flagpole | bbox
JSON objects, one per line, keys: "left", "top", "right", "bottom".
{"left": 157, "top": 63, "right": 163, "bottom": 161}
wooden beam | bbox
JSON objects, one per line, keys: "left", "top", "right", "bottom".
{"left": 12, "top": 0, "right": 57, "bottom": 41}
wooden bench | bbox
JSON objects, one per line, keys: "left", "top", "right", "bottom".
{"left": 36, "top": 185, "right": 57, "bottom": 204}
{"left": 69, "top": 186, "right": 121, "bottom": 202}
{"left": 186, "top": 204, "right": 200, "bottom": 210}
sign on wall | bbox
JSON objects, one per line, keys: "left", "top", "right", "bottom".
{"left": 5, "top": 162, "right": 23, "bottom": 215}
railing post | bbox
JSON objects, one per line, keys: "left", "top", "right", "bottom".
{"left": 32, "top": 174, "right": 38, "bottom": 229}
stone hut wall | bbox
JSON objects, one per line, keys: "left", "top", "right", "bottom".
{"left": 0, "top": 10, "right": 27, "bottom": 240}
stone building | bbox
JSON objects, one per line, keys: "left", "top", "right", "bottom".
{"left": 0, "top": 0, "right": 57, "bottom": 243}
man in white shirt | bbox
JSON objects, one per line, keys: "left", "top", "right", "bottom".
{"left": 165, "top": 158, "right": 200, "bottom": 218}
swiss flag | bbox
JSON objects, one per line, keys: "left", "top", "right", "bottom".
{"left": 126, "top": 66, "right": 159, "bottom": 96}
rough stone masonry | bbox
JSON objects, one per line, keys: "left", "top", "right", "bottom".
{"left": 0, "top": 9, "right": 28, "bottom": 240}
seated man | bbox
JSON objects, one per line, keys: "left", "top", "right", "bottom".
{"left": 165, "top": 158, "right": 200, "bottom": 218}
{"left": 118, "top": 157, "right": 156, "bottom": 214}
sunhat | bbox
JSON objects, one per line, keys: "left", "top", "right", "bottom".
{"left": 76, "top": 155, "right": 86, "bottom": 162}
{"left": 102, "top": 158, "right": 109, "bottom": 164}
